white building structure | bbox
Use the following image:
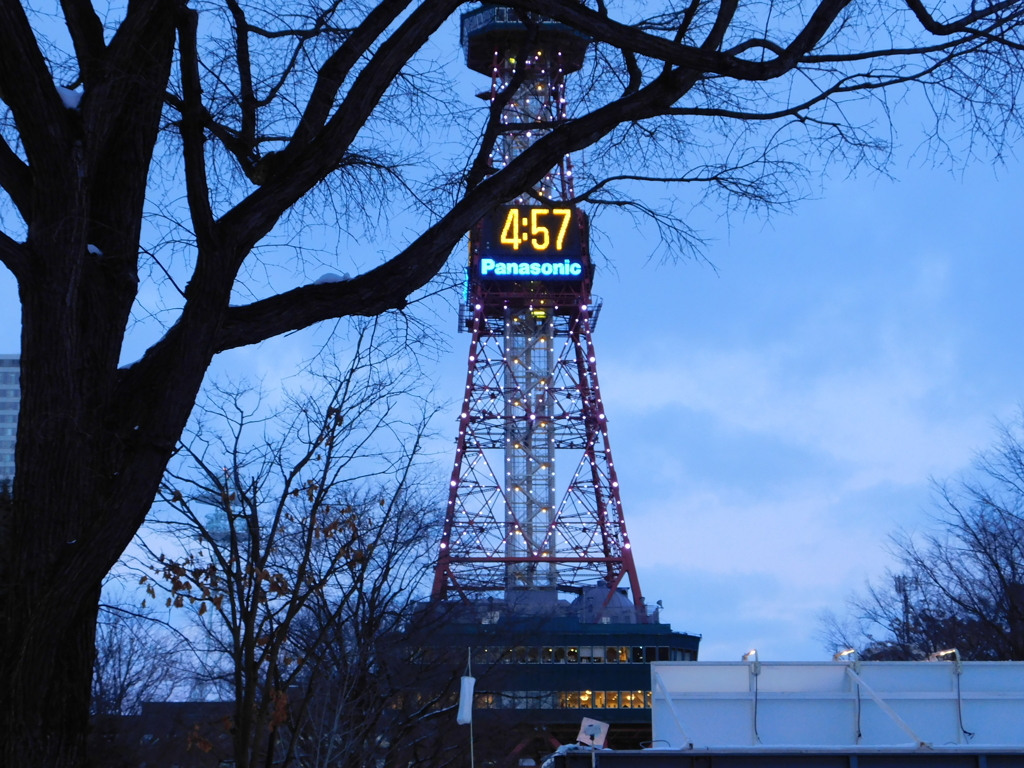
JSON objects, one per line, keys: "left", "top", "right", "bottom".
{"left": 650, "top": 660, "right": 1024, "bottom": 750}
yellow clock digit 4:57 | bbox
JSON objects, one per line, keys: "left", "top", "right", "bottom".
{"left": 500, "top": 208, "right": 522, "bottom": 250}
{"left": 552, "top": 209, "right": 571, "bottom": 250}
{"left": 530, "top": 208, "right": 551, "bottom": 250}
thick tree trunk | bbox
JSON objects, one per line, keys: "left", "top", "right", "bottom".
{"left": 0, "top": 3, "right": 179, "bottom": 762}
{"left": 0, "top": 244, "right": 228, "bottom": 761}
{"left": 0, "top": 243, "right": 143, "bottom": 765}
{"left": 4, "top": 585, "right": 100, "bottom": 766}
{"left": 2, "top": 332, "right": 100, "bottom": 763}
{"left": 1, "top": 283, "right": 217, "bottom": 765}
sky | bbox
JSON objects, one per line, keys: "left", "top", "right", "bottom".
{"left": 584, "top": 160, "right": 1024, "bottom": 660}
{"left": 2, "top": 12, "right": 1024, "bottom": 664}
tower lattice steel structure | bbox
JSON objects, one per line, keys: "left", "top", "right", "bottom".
{"left": 432, "top": 7, "right": 646, "bottom": 620}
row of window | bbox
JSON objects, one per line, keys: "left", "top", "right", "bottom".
{"left": 0, "top": 389, "right": 19, "bottom": 398}
{"left": 473, "top": 646, "right": 692, "bottom": 664}
{"left": 0, "top": 372, "right": 18, "bottom": 383}
{"left": 475, "top": 690, "right": 652, "bottom": 710}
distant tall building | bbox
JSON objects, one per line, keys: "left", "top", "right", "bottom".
{"left": 0, "top": 354, "right": 19, "bottom": 482}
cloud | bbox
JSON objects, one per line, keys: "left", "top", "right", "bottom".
{"left": 581, "top": 250, "right": 1015, "bottom": 660}
{"left": 599, "top": 254, "right": 993, "bottom": 491}
{"left": 642, "top": 564, "right": 851, "bottom": 660}
{"left": 607, "top": 349, "right": 986, "bottom": 487}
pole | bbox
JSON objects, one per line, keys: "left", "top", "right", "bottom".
{"left": 468, "top": 647, "right": 475, "bottom": 768}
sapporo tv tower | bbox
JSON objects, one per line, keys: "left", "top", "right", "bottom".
{"left": 423, "top": 7, "right": 700, "bottom": 756}
{"left": 431, "top": 6, "right": 645, "bottom": 618}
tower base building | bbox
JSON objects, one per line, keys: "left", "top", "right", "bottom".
{"left": 419, "top": 598, "right": 700, "bottom": 763}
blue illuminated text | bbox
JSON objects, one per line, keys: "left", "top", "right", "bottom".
{"left": 480, "top": 258, "right": 583, "bottom": 278}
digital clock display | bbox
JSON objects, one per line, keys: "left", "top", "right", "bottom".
{"left": 476, "top": 206, "right": 585, "bottom": 281}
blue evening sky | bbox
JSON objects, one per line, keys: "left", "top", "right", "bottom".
{"left": 584, "top": 158, "right": 1024, "bottom": 660}
{"left": 2, "top": 13, "right": 1022, "bottom": 662}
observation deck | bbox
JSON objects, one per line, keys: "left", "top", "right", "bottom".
{"left": 461, "top": 5, "right": 591, "bottom": 75}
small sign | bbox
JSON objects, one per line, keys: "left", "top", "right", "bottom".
{"left": 577, "top": 717, "right": 609, "bottom": 747}
{"left": 456, "top": 676, "right": 475, "bottom": 725}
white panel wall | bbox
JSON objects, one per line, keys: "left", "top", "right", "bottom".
{"left": 651, "top": 661, "right": 1024, "bottom": 749}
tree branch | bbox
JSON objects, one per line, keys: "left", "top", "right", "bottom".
{"left": 217, "top": 0, "right": 460, "bottom": 255}
{"left": 507, "top": 0, "right": 800, "bottom": 79}
{"left": 0, "top": 136, "right": 31, "bottom": 222}
{"left": 904, "top": 0, "right": 1020, "bottom": 36}
{"left": 177, "top": 8, "right": 217, "bottom": 254}
{"left": 465, "top": 16, "right": 539, "bottom": 191}
{"left": 288, "top": 0, "right": 414, "bottom": 150}
{"left": 703, "top": 0, "right": 741, "bottom": 51}
{"left": 59, "top": 0, "right": 107, "bottom": 86}
{"left": 511, "top": 0, "right": 1003, "bottom": 81}
{"left": 0, "top": 0, "right": 73, "bottom": 168}
{"left": 224, "top": 0, "right": 258, "bottom": 156}
{"left": 87, "top": 0, "right": 178, "bottom": 175}
{"left": 164, "top": 93, "right": 255, "bottom": 172}
{"left": 0, "top": 229, "right": 28, "bottom": 279}
{"left": 213, "top": 63, "right": 716, "bottom": 352}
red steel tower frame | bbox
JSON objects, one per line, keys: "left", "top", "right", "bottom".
{"left": 432, "top": 7, "right": 646, "bottom": 619}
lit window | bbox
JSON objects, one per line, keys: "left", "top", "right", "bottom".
{"left": 594, "top": 691, "right": 606, "bottom": 708}
{"left": 606, "top": 691, "right": 618, "bottom": 709}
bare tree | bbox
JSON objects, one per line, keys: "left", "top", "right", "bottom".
{"left": 3, "top": 0, "right": 1024, "bottom": 763}
{"left": 283, "top": 529, "right": 468, "bottom": 768}
{"left": 91, "top": 605, "right": 184, "bottom": 717}
{"left": 133, "top": 324, "right": 440, "bottom": 768}
{"left": 823, "top": 412, "right": 1024, "bottom": 661}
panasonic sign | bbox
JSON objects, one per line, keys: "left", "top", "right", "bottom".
{"left": 479, "top": 258, "right": 584, "bottom": 279}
